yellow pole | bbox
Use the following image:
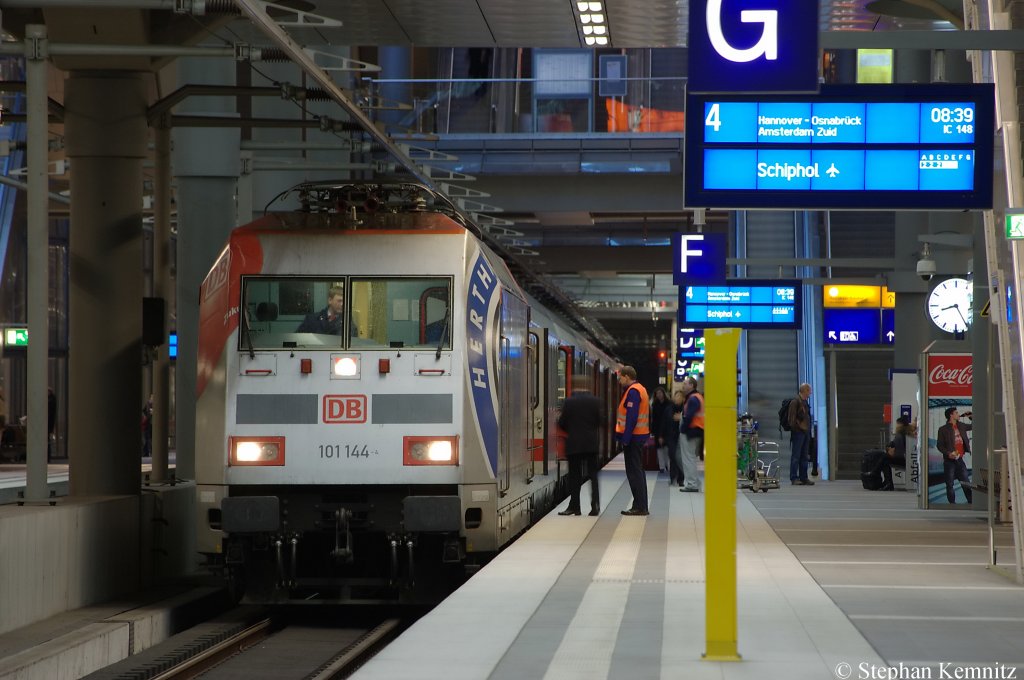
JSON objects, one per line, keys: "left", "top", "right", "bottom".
{"left": 703, "top": 328, "right": 741, "bottom": 661}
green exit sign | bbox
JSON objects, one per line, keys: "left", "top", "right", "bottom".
{"left": 1007, "top": 213, "right": 1024, "bottom": 240}
{"left": 4, "top": 328, "right": 27, "bottom": 347}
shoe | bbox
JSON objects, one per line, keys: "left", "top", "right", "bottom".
{"left": 559, "top": 509, "right": 581, "bottom": 516}
{"left": 620, "top": 508, "right": 649, "bottom": 516}
{"left": 589, "top": 508, "right": 600, "bottom": 516}
{"left": 798, "top": 479, "right": 815, "bottom": 486}
{"left": 680, "top": 487, "right": 699, "bottom": 493}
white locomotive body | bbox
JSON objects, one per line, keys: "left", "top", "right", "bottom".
{"left": 194, "top": 183, "right": 617, "bottom": 603}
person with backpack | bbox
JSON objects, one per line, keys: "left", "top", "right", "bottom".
{"left": 786, "top": 383, "right": 815, "bottom": 486}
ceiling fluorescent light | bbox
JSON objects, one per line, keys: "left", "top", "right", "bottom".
{"left": 588, "top": 1, "right": 602, "bottom": 10}
{"left": 595, "top": 36, "right": 608, "bottom": 44}
{"left": 591, "top": 13, "right": 604, "bottom": 22}
{"left": 583, "top": 25, "right": 594, "bottom": 34}
{"left": 580, "top": 13, "right": 591, "bottom": 22}
{"left": 593, "top": 25, "right": 606, "bottom": 34}
{"left": 578, "top": 1, "right": 588, "bottom": 9}
{"left": 585, "top": 36, "right": 597, "bottom": 45}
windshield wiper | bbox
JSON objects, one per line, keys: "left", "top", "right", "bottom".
{"left": 240, "top": 300, "right": 255, "bottom": 359}
{"left": 435, "top": 305, "right": 451, "bottom": 360}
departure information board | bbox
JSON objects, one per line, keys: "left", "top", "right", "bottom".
{"left": 684, "top": 84, "right": 994, "bottom": 210}
{"left": 679, "top": 280, "right": 801, "bottom": 329}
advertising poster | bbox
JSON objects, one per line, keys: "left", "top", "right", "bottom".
{"left": 925, "top": 354, "right": 973, "bottom": 506}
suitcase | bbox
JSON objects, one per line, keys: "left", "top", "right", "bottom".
{"left": 642, "top": 438, "right": 660, "bottom": 471}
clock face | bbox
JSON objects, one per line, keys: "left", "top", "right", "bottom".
{"left": 927, "top": 277, "right": 973, "bottom": 333}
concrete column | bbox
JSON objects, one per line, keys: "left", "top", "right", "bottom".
{"left": 64, "top": 71, "right": 148, "bottom": 496}
{"left": 378, "top": 47, "right": 411, "bottom": 128}
{"left": 151, "top": 124, "right": 171, "bottom": 483}
{"left": 172, "top": 57, "right": 238, "bottom": 482}
{"left": 24, "top": 25, "right": 49, "bottom": 503}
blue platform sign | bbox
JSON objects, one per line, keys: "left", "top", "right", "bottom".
{"left": 687, "top": 0, "right": 820, "bottom": 93}
{"left": 677, "top": 328, "right": 706, "bottom": 359}
{"left": 680, "top": 279, "right": 801, "bottom": 329}
{"left": 881, "top": 307, "right": 895, "bottom": 344}
{"left": 672, "top": 233, "right": 728, "bottom": 285}
{"left": 824, "top": 308, "right": 884, "bottom": 345}
{"left": 685, "top": 84, "right": 995, "bottom": 210}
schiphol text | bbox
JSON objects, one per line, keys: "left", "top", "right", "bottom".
{"left": 858, "top": 662, "right": 1018, "bottom": 680}
{"left": 757, "top": 161, "right": 820, "bottom": 180}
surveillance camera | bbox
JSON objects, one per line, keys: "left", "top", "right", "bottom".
{"left": 917, "top": 257, "right": 936, "bottom": 281}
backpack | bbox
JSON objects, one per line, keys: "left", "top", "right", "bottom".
{"left": 778, "top": 398, "right": 793, "bottom": 432}
{"left": 860, "top": 449, "right": 885, "bottom": 490}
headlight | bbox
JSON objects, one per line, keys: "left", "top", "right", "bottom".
{"left": 331, "top": 354, "right": 360, "bottom": 378}
{"left": 229, "top": 437, "right": 285, "bottom": 466}
{"left": 403, "top": 436, "right": 458, "bottom": 466}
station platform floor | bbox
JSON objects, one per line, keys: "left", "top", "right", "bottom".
{"left": 354, "top": 456, "right": 1024, "bottom": 680}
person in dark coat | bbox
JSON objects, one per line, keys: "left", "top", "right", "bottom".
{"left": 936, "top": 407, "right": 973, "bottom": 504}
{"left": 667, "top": 389, "right": 685, "bottom": 486}
{"left": 557, "top": 375, "right": 603, "bottom": 516}
{"left": 651, "top": 387, "right": 673, "bottom": 473}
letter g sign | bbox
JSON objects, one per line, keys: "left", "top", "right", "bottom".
{"left": 706, "top": 0, "right": 777, "bottom": 63}
{"left": 687, "top": 0, "right": 819, "bottom": 93}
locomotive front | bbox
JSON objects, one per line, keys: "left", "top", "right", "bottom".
{"left": 194, "top": 184, "right": 495, "bottom": 603}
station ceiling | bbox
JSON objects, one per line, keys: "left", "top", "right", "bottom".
{"left": 0, "top": 0, "right": 964, "bottom": 355}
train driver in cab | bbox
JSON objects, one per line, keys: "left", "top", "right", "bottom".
{"left": 297, "top": 285, "right": 346, "bottom": 335}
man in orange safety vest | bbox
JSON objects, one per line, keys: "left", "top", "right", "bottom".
{"left": 615, "top": 366, "right": 650, "bottom": 516}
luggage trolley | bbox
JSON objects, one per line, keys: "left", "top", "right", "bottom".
{"left": 737, "top": 414, "right": 757, "bottom": 490}
{"left": 751, "top": 439, "right": 782, "bottom": 492}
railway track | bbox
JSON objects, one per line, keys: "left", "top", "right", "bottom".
{"left": 84, "top": 608, "right": 408, "bottom": 680}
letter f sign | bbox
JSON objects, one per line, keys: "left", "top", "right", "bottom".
{"left": 679, "top": 235, "right": 705, "bottom": 273}
{"left": 706, "top": 0, "right": 778, "bottom": 63}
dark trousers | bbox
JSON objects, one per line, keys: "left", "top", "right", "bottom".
{"left": 790, "top": 430, "right": 809, "bottom": 482}
{"left": 668, "top": 437, "right": 683, "bottom": 485}
{"left": 943, "top": 456, "right": 973, "bottom": 504}
{"left": 624, "top": 439, "right": 649, "bottom": 512}
{"left": 566, "top": 452, "right": 600, "bottom": 512}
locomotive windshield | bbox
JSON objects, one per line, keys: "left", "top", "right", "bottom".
{"left": 350, "top": 277, "right": 452, "bottom": 349}
{"left": 240, "top": 276, "right": 452, "bottom": 351}
{"left": 241, "top": 277, "right": 348, "bottom": 349}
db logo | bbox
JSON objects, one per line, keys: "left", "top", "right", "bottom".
{"left": 323, "top": 395, "right": 367, "bottom": 424}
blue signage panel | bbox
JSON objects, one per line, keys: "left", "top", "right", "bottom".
{"left": 881, "top": 308, "right": 895, "bottom": 345}
{"left": 679, "top": 279, "right": 801, "bottom": 329}
{"left": 677, "top": 328, "right": 706, "bottom": 359}
{"left": 672, "top": 232, "right": 728, "bottom": 285}
{"left": 169, "top": 332, "right": 178, "bottom": 359}
{"left": 685, "top": 84, "right": 995, "bottom": 210}
{"left": 823, "top": 308, "right": 882, "bottom": 345}
{"left": 687, "top": 0, "right": 820, "bottom": 93}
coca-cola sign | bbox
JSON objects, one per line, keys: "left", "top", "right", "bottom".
{"left": 927, "top": 354, "right": 972, "bottom": 397}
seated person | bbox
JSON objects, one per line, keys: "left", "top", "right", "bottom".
{"left": 297, "top": 286, "right": 346, "bottom": 335}
{"left": 881, "top": 415, "right": 917, "bottom": 490}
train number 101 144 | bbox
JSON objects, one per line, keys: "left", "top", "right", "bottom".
{"left": 319, "top": 443, "right": 378, "bottom": 459}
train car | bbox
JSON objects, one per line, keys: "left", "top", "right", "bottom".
{"left": 194, "top": 182, "right": 618, "bottom": 603}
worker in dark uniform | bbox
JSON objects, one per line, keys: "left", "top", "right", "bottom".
{"left": 557, "top": 375, "right": 603, "bottom": 516}
{"left": 297, "top": 286, "right": 345, "bottom": 335}
{"left": 616, "top": 366, "right": 650, "bottom": 516}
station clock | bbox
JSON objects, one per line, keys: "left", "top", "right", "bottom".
{"left": 927, "top": 277, "right": 972, "bottom": 333}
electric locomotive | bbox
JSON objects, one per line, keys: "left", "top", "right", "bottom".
{"left": 194, "top": 182, "right": 618, "bottom": 603}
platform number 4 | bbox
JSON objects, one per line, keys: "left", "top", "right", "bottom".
{"left": 705, "top": 103, "right": 722, "bottom": 132}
